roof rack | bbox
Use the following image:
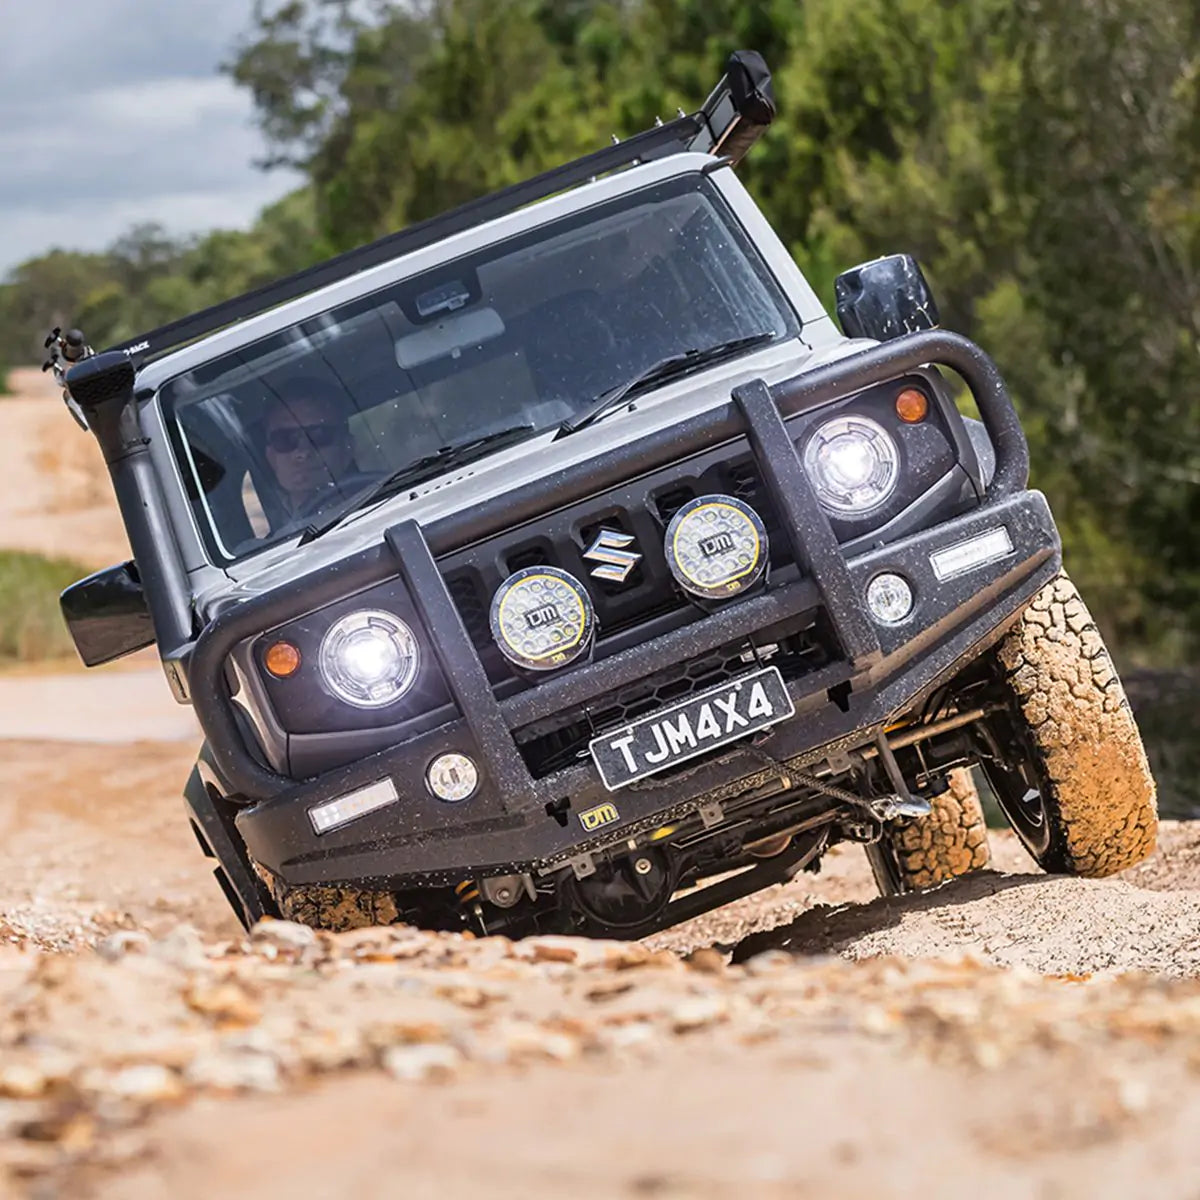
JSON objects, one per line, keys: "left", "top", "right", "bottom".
{"left": 108, "top": 50, "right": 775, "bottom": 365}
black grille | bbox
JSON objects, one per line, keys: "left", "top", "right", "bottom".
{"left": 722, "top": 459, "right": 782, "bottom": 529}
{"left": 436, "top": 436, "right": 806, "bottom": 696}
{"left": 446, "top": 571, "right": 498, "bottom": 664}
{"left": 719, "top": 458, "right": 789, "bottom": 566}
{"left": 513, "top": 621, "right": 830, "bottom": 778}
{"left": 506, "top": 544, "right": 552, "bottom": 573}
{"left": 652, "top": 485, "right": 695, "bottom": 523}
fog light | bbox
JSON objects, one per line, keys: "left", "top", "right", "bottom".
{"left": 309, "top": 778, "right": 398, "bottom": 835}
{"left": 427, "top": 753, "right": 478, "bottom": 802}
{"left": 866, "top": 573, "right": 914, "bottom": 624}
{"left": 930, "top": 527, "right": 1014, "bottom": 581}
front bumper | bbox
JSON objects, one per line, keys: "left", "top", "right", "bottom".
{"left": 184, "top": 330, "right": 1059, "bottom": 890}
{"left": 234, "top": 490, "right": 1058, "bottom": 886}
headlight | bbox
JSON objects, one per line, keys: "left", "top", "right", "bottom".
{"left": 490, "top": 565, "right": 595, "bottom": 671}
{"left": 803, "top": 415, "right": 899, "bottom": 515}
{"left": 665, "top": 494, "right": 768, "bottom": 600}
{"left": 318, "top": 609, "right": 421, "bottom": 708}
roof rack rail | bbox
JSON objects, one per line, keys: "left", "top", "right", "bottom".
{"left": 108, "top": 50, "right": 775, "bottom": 366}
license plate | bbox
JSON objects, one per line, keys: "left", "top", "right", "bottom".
{"left": 588, "top": 666, "right": 794, "bottom": 791}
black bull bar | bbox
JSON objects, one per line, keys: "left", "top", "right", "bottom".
{"left": 189, "top": 330, "right": 1037, "bottom": 813}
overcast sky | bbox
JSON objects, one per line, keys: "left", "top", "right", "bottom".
{"left": 0, "top": 0, "right": 303, "bottom": 277}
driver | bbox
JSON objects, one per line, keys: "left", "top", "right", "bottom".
{"left": 262, "top": 379, "right": 362, "bottom": 522}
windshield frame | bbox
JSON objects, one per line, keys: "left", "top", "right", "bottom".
{"left": 155, "top": 165, "right": 804, "bottom": 568}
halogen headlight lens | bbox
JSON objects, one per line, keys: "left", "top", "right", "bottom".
{"left": 665, "top": 494, "right": 768, "bottom": 600}
{"left": 803, "top": 415, "right": 899, "bottom": 515}
{"left": 490, "top": 565, "right": 595, "bottom": 671}
{"left": 318, "top": 609, "right": 421, "bottom": 708}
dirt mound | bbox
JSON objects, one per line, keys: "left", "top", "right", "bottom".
{"left": 731, "top": 870, "right": 1200, "bottom": 976}
{"left": 5, "top": 919, "right": 1200, "bottom": 1198}
{"left": 0, "top": 740, "right": 235, "bottom": 952}
{"left": 2, "top": 726, "right": 1200, "bottom": 1197}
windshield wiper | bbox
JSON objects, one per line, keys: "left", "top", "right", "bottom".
{"left": 297, "top": 423, "right": 536, "bottom": 545}
{"left": 553, "top": 332, "right": 778, "bottom": 440}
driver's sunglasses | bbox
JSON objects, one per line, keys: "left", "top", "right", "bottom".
{"left": 266, "top": 424, "right": 342, "bottom": 453}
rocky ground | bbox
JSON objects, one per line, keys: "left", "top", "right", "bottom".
{"left": 4, "top": 368, "right": 1200, "bottom": 1199}
{"left": 3, "top": 730, "right": 1200, "bottom": 1200}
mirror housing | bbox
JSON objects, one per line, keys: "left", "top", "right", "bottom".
{"left": 60, "top": 561, "right": 155, "bottom": 667}
{"left": 835, "top": 254, "right": 940, "bottom": 342}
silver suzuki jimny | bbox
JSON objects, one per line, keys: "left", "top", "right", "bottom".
{"left": 51, "top": 52, "right": 1156, "bottom": 937}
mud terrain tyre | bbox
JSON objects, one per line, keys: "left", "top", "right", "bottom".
{"left": 256, "top": 867, "right": 400, "bottom": 931}
{"left": 867, "top": 769, "right": 990, "bottom": 895}
{"left": 981, "top": 571, "right": 1157, "bottom": 876}
{"left": 890, "top": 769, "right": 991, "bottom": 888}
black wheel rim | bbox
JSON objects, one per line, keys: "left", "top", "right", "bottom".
{"left": 984, "top": 761, "right": 1052, "bottom": 859}
{"left": 865, "top": 840, "right": 908, "bottom": 897}
{"left": 975, "top": 718, "right": 1053, "bottom": 861}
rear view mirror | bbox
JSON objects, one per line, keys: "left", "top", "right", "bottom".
{"left": 835, "top": 254, "right": 940, "bottom": 342}
{"left": 395, "top": 307, "right": 505, "bottom": 370}
{"left": 60, "top": 561, "right": 155, "bottom": 667}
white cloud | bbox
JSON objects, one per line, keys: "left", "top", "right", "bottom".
{"left": 91, "top": 76, "right": 248, "bottom": 130}
{"left": 0, "top": 0, "right": 302, "bottom": 275}
{"left": 0, "top": 177, "right": 302, "bottom": 273}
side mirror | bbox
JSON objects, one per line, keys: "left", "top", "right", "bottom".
{"left": 834, "top": 254, "right": 940, "bottom": 342}
{"left": 60, "top": 561, "right": 155, "bottom": 667}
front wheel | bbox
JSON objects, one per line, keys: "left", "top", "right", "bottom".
{"left": 255, "top": 865, "right": 402, "bottom": 931}
{"left": 977, "top": 571, "right": 1157, "bottom": 877}
{"left": 867, "top": 768, "right": 991, "bottom": 895}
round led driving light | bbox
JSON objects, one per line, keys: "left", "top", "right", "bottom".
{"left": 803, "top": 415, "right": 900, "bottom": 515}
{"left": 665, "top": 494, "right": 768, "bottom": 601}
{"left": 866, "top": 572, "right": 914, "bottom": 625}
{"left": 427, "top": 753, "right": 478, "bottom": 802}
{"left": 318, "top": 609, "right": 420, "bottom": 708}
{"left": 490, "top": 565, "right": 595, "bottom": 671}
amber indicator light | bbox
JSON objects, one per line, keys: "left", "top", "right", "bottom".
{"left": 264, "top": 641, "right": 302, "bottom": 678}
{"left": 895, "top": 388, "right": 929, "bottom": 423}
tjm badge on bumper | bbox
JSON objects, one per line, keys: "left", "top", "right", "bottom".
{"left": 579, "top": 802, "right": 620, "bottom": 831}
{"left": 589, "top": 666, "right": 794, "bottom": 791}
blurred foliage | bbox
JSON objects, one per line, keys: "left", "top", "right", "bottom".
{"left": 0, "top": 0, "right": 1197, "bottom": 664}
{"left": 1123, "top": 670, "right": 1200, "bottom": 819}
{"left": 0, "top": 190, "right": 327, "bottom": 369}
{"left": 0, "top": 550, "right": 90, "bottom": 663}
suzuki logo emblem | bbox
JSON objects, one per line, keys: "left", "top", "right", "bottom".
{"left": 584, "top": 528, "right": 641, "bottom": 583}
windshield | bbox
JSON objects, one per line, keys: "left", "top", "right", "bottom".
{"left": 161, "top": 174, "right": 800, "bottom": 563}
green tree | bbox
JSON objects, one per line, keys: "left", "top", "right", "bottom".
{"left": 3, "top": 0, "right": 1196, "bottom": 661}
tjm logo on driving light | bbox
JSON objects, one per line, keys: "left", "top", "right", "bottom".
{"left": 584, "top": 529, "right": 641, "bottom": 583}
{"left": 524, "top": 604, "right": 561, "bottom": 628}
{"left": 699, "top": 532, "right": 736, "bottom": 557}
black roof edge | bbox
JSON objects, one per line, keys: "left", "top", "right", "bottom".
{"left": 110, "top": 51, "right": 775, "bottom": 367}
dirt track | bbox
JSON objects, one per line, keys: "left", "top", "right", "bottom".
{"left": 3, "top": 732, "right": 1200, "bottom": 1199}
{"left": 4, "top": 368, "right": 1200, "bottom": 1198}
